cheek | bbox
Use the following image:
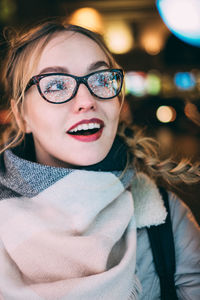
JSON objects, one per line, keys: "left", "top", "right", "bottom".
{"left": 23, "top": 98, "right": 61, "bottom": 133}
{"left": 108, "top": 100, "right": 121, "bottom": 124}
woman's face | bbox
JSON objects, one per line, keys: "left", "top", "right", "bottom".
{"left": 21, "top": 32, "right": 121, "bottom": 168}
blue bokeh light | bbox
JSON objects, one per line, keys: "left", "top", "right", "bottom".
{"left": 156, "top": 0, "right": 200, "bottom": 47}
{"left": 174, "top": 72, "right": 196, "bottom": 90}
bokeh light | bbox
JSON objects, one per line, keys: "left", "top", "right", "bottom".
{"left": 125, "top": 72, "right": 147, "bottom": 96}
{"left": 139, "top": 19, "right": 169, "bottom": 55}
{"left": 141, "top": 31, "right": 164, "bottom": 55}
{"left": 184, "top": 102, "right": 200, "bottom": 126}
{"left": 174, "top": 72, "right": 196, "bottom": 90}
{"left": 146, "top": 72, "right": 161, "bottom": 95}
{"left": 161, "top": 74, "right": 176, "bottom": 95}
{"left": 156, "top": 105, "right": 177, "bottom": 123}
{"left": 68, "top": 7, "right": 104, "bottom": 33}
{"left": 157, "top": 0, "right": 200, "bottom": 47}
{"left": 0, "top": 0, "right": 16, "bottom": 22}
{"left": 104, "top": 21, "right": 134, "bottom": 54}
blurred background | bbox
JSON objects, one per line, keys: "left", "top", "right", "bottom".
{"left": 0, "top": 0, "right": 199, "bottom": 222}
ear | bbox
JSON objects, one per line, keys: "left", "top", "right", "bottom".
{"left": 11, "top": 99, "right": 32, "bottom": 133}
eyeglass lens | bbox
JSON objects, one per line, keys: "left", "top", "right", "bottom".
{"left": 40, "top": 75, "right": 76, "bottom": 103}
{"left": 39, "top": 70, "right": 122, "bottom": 103}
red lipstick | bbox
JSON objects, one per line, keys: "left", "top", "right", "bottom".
{"left": 67, "top": 118, "right": 104, "bottom": 142}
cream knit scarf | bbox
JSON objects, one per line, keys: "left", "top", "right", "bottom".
{"left": 0, "top": 167, "right": 141, "bottom": 300}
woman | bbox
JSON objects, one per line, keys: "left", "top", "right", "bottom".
{"left": 0, "top": 20, "right": 199, "bottom": 300}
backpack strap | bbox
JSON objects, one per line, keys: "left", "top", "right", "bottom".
{"left": 146, "top": 187, "right": 178, "bottom": 300}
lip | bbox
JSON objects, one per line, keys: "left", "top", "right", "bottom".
{"left": 66, "top": 118, "right": 104, "bottom": 142}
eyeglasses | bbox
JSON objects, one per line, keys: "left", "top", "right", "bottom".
{"left": 25, "top": 69, "right": 124, "bottom": 104}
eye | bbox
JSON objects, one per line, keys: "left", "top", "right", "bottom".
{"left": 44, "top": 79, "right": 67, "bottom": 93}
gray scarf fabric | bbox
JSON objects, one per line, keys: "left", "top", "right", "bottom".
{"left": 0, "top": 135, "right": 131, "bottom": 199}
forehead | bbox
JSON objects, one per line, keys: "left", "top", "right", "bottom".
{"left": 35, "top": 31, "right": 109, "bottom": 75}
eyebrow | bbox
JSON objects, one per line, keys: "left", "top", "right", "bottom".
{"left": 87, "top": 61, "right": 110, "bottom": 72}
{"left": 38, "top": 61, "right": 110, "bottom": 75}
{"left": 38, "top": 66, "right": 67, "bottom": 74}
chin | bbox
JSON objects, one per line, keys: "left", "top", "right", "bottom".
{"left": 72, "top": 152, "right": 109, "bottom": 167}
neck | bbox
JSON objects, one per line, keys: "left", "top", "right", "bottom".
{"left": 13, "top": 134, "right": 129, "bottom": 172}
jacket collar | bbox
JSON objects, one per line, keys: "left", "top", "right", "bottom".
{"left": 132, "top": 173, "right": 167, "bottom": 228}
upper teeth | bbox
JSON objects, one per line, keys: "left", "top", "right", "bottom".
{"left": 69, "top": 123, "right": 101, "bottom": 133}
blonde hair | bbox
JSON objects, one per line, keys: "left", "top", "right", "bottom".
{"left": 1, "top": 19, "right": 200, "bottom": 185}
{"left": 118, "top": 123, "right": 200, "bottom": 184}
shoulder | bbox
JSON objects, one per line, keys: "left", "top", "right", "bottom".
{"left": 131, "top": 172, "right": 200, "bottom": 233}
{"left": 168, "top": 192, "right": 200, "bottom": 250}
{"left": 167, "top": 193, "right": 200, "bottom": 298}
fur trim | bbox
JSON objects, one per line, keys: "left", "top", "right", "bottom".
{"left": 131, "top": 173, "right": 167, "bottom": 228}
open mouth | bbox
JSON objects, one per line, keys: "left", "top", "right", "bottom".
{"left": 68, "top": 127, "right": 101, "bottom": 136}
{"left": 67, "top": 119, "right": 104, "bottom": 142}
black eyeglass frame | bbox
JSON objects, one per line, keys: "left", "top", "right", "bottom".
{"left": 25, "top": 68, "right": 124, "bottom": 104}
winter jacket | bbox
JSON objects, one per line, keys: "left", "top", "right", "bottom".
{"left": 135, "top": 191, "right": 200, "bottom": 299}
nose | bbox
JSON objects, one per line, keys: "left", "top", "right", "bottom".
{"left": 73, "top": 83, "right": 97, "bottom": 112}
